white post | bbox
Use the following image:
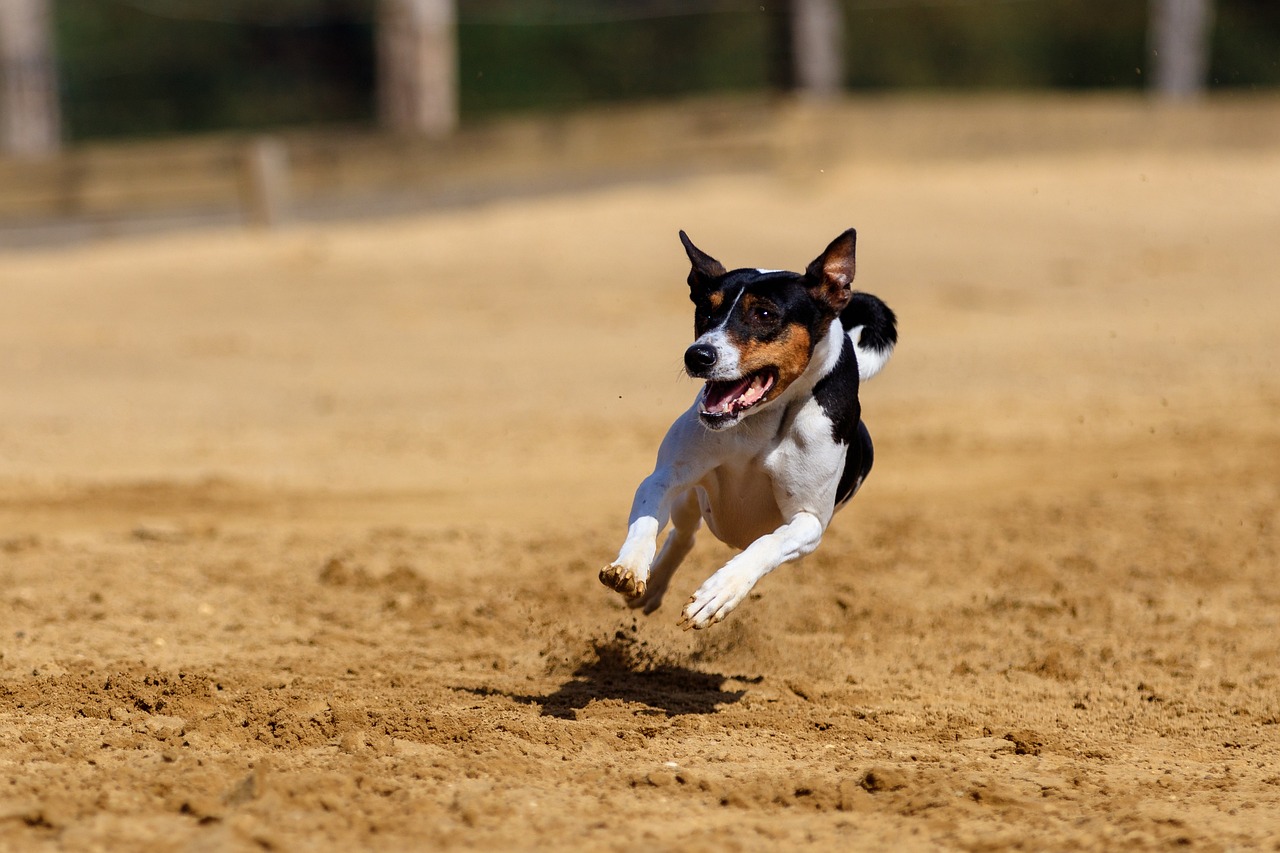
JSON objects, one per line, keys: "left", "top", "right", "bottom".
{"left": 243, "top": 137, "right": 291, "bottom": 228}
{"left": 1149, "top": 0, "right": 1214, "bottom": 100}
{"left": 0, "top": 0, "right": 61, "bottom": 156}
{"left": 377, "top": 0, "right": 458, "bottom": 138}
{"left": 791, "top": 0, "right": 844, "bottom": 100}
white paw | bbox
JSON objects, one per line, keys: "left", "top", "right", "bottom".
{"left": 678, "top": 569, "right": 757, "bottom": 630}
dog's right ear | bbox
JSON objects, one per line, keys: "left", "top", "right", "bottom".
{"left": 679, "top": 230, "right": 726, "bottom": 295}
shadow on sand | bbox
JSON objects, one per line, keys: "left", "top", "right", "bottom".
{"left": 464, "top": 632, "right": 760, "bottom": 719}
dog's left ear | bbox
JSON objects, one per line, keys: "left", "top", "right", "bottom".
{"left": 805, "top": 228, "right": 857, "bottom": 314}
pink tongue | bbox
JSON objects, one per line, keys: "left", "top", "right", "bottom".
{"left": 703, "top": 377, "right": 752, "bottom": 414}
{"left": 703, "top": 373, "right": 772, "bottom": 414}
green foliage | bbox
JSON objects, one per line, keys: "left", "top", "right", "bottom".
{"left": 1211, "top": 0, "right": 1280, "bottom": 86}
{"left": 458, "top": 11, "right": 771, "bottom": 114}
{"left": 844, "top": 1, "right": 1150, "bottom": 90}
{"left": 56, "top": 0, "right": 376, "bottom": 140}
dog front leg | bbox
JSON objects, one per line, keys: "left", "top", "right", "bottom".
{"left": 679, "top": 511, "right": 825, "bottom": 630}
{"left": 629, "top": 488, "right": 701, "bottom": 614}
{"left": 599, "top": 471, "right": 678, "bottom": 600}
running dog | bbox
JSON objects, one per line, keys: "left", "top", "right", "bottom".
{"left": 599, "top": 228, "right": 897, "bottom": 629}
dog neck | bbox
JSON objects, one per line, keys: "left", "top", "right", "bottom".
{"left": 734, "top": 317, "right": 846, "bottom": 437}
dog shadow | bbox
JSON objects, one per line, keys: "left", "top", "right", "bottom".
{"left": 465, "top": 633, "right": 759, "bottom": 719}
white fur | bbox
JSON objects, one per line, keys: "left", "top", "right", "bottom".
{"left": 848, "top": 324, "right": 894, "bottom": 381}
{"left": 604, "top": 319, "right": 852, "bottom": 629}
{"left": 691, "top": 329, "right": 741, "bottom": 381}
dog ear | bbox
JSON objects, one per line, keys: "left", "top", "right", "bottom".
{"left": 804, "top": 228, "right": 856, "bottom": 314}
{"left": 679, "top": 230, "right": 726, "bottom": 294}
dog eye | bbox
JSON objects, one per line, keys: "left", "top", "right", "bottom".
{"left": 751, "top": 306, "right": 775, "bottom": 322}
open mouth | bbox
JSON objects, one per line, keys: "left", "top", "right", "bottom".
{"left": 698, "top": 368, "right": 777, "bottom": 422}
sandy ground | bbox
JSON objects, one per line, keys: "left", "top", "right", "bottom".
{"left": 2, "top": 98, "right": 1280, "bottom": 850}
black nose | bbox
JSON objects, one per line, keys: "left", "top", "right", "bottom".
{"left": 684, "top": 344, "right": 718, "bottom": 373}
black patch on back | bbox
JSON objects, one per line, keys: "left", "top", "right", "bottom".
{"left": 813, "top": 335, "right": 874, "bottom": 508}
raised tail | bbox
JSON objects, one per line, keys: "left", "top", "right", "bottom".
{"left": 840, "top": 292, "right": 897, "bottom": 381}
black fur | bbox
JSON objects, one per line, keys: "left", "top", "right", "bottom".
{"left": 811, "top": 334, "right": 873, "bottom": 508}
{"left": 840, "top": 292, "right": 898, "bottom": 355}
{"left": 837, "top": 422, "right": 874, "bottom": 508}
{"left": 812, "top": 335, "right": 861, "bottom": 445}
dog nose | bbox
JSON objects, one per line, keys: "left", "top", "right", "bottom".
{"left": 684, "top": 344, "right": 718, "bottom": 373}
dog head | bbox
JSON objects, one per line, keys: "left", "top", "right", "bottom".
{"left": 679, "top": 229, "right": 857, "bottom": 431}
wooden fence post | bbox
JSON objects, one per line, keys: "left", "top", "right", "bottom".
{"left": 1149, "top": 0, "right": 1214, "bottom": 100}
{"left": 792, "top": 0, "right": 844, "bottom": 99}
{"left": 0, "top": 0, "right": 60, "bottom": 156}
{"left": 377, "top": 0, "right": 458, "bottom": 138}
{"left": 243, "top": 137, "right": 291, "bottom": 228}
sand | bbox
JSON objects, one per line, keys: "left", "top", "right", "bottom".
{"left": 2, "top": 97, "right": 1279, "bottom": 850}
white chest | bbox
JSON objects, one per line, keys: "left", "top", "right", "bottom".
{"left": 693, "top": 398, "right": 846, "bottom": 549}
{"left": 694, "top": 455, "right": 785, "bottom": 549}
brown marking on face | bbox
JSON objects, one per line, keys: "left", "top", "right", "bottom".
{"left": 693, "top": 289, "right": 725, "bottom": 336}
{"left": 728, "top": 321, "right": 813, "bottom": 403}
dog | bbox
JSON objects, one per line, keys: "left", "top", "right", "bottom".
{"left": 599, "top": 228, "right": 897, "bottom": 629}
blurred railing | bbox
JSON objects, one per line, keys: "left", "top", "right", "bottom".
{"left": 2, "top": 94, "right": 1278, "bottom": 248}
{"left": 0, "top": 97, "right": 779, "bottom": 245}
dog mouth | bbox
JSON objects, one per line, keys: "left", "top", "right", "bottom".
{"left": 698, "top": 368, "right": 777, "bottom": 423}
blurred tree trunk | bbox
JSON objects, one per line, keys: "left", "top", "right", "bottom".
{"left": 791, "top": 0, "right": 843, "bottom": 99}
{"left": 0, "top": 0, "right": 60, "bottom": 156}
{"left": 377, "top": 0, "right": 457, "bottom": 137}
{"left": 1148, "top": 0, "right": 1215, "bottom": 99}
{"left": 767, "top": 1, "right": 844, "bottom": 97}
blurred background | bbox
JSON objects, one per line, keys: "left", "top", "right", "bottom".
{"left": 1, "top": 0, "right": 1277, "bottom": 244}
{"left": 33, "top": 0, "right": 1280, "bottom": 137}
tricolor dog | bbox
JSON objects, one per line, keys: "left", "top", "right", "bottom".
{"left": 599, "top": 229, "right": 897, "bottom": 629}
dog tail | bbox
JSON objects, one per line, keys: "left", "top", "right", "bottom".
{"left": 841, "top": 292, "right": 897, "bottom": 381}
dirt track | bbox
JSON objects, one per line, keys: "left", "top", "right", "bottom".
{"left": 2, "top": 98, "right": 1280, "bottom": 850}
